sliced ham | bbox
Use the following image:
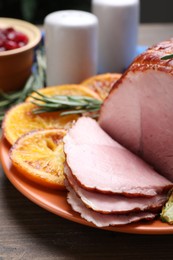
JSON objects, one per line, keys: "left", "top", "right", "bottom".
{"left": 66, "top": 183, "right": 157, "bottom": 227}
{"left": 65, "top": 114, "right": 117, "bottom": 147}
{"left": 63, "top": 117, "right": 173, "bottom": 197}
{"left": 65, "top": 164, "right": 168, "bottom": 214}
{"left": 99, "top": 39, "right": 173, "bottom": 182}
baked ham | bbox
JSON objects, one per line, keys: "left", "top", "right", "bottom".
{"left": 64, "top": 117, "right": 173, "bottom": 226}
{"left": 64, "top": 117, "right": 172, "bottom": 197}
{"left": 99, "top": 39, "right": 173, "bottom": 182}
{"left": 66, "top": 182, "right": 157, "bottom": 227}
{"left": 65, "top": 164, "right": 168, "bottom": 214}
{"left": 64, "top": 40, "right": 173, "bottom": 227}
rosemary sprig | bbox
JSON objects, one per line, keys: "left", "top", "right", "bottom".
{"left": 30, "top": 91, "right": 103, "bottom": 116}
{"left": 0, "top": 46, "right": 46, "bottom": 123}
{"left": 161, "top": 54, "right": 173, "bottom": 60}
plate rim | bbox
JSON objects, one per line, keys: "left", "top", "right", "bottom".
{"left": 1, "top": 136, "right": 173, "bottom": 235}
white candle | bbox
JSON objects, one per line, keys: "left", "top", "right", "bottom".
{"left": 44, "top": 10, "right": 98, "bottom": 86}
{"left": 92, "top": 0, "right": 139, "bottom": 73}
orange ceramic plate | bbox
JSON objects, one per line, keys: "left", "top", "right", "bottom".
{"left": 1, "top": 136, "right": 173, "bottom": 235}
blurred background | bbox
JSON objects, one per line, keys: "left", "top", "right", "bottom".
{"left": 0, "top": 0, "right": 173, "bottom": 24}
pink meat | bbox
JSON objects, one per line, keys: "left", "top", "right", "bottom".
{"left": 63, "top": 117, "right": 172, "bottom": 197}
{"left": 99, "top": 39, "right": 173, "bottom": 181}
{"left": 66, "top": 183, "right": 157, "bottom": 227}
{"left": 65, "top": 115, "right": 118, "bottom": 147}
{"left": 65, "top": 164, "right": 168, "bottom": 214}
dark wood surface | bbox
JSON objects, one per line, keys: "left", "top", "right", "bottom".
{"left": 1, "top": 24, "right": 173, "bottom": 260}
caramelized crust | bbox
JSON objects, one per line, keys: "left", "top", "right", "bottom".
{"left": 107, "top": 39, "right": 173, "bottom": 97}
{"left": 131, "top": 39, "right": 173, "bottom": 74}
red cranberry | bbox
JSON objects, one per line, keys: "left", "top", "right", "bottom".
{"left": 5, "top": 27, "right": 15, "bottom": 34}
{"left": 7, "top": 32, "right": 16, "bottom": 40}
{"left": 0, "top": 39, "right": 4, "bottom": 47}
{"left": 0, "top": 26, "right": 29, "bottom": 51}
{"left": 4, "top": 40, "right": 18, "bottom": 50}
{"left": 14, "top": 32, "right": 28, "bottom": 44}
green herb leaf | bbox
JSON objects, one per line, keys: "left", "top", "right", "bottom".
{"left": 0, "top": 47, "right": 46, "bottom": 124}
{"left": 161, "top": 54, "right": 173, "bottom": 60}
{"left": 29, "top": 91, "right": 103, "bottom": 116}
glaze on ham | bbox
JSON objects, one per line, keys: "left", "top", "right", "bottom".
{"left": 99, "top": 39, "right": 173, "bottom": 181}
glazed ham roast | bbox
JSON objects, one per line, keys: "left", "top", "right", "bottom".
{"left": 99, "top": 39, "right": 173, "bottom": 182}
{"left": 64, "top": 117, "right": 172, "bottom": 227}
{"left": 63, "top": 40, "right": 173, "bottom": 227}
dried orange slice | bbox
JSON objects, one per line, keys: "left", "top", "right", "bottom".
{"left": 10, "top": 129, "right": 66, "bottom": 189}
{"left": 81, "top": 73, "right": 121, "bottom": 99}
{"left": 2, "top": 102, "right": 78, "bottom": 145}
{"left": 3, "top": 84, "right": 101, "bottom": 145}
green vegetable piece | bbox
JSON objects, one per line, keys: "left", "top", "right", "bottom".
{"left": 160, "top": 191, "right": 173, "bottom": 224}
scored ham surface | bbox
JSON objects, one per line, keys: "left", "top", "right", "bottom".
{"left": 99, "top": 39, "right": 173, "bottom": 182}
{"left": 66, "top": 183, "right": 157, "bottom": 227}
{"left": 65, "top": 164, "right": 168, "bottom": 214}
{"left": 63, "top": 117, "right": 172, "bottom": 197}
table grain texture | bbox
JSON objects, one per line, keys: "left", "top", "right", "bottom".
{"left": 1, "top": 24, "right": 173, "bottom": 260}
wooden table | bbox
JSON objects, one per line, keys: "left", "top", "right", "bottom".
{"left": 1, "top": 24, "right": 173, "bottom": 259}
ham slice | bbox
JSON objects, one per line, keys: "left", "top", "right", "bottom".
{"left": 99, "top": 39, "right": 173, "bottom": 182}
{"left": 65, "top": 164, "right": 168, "bottom": 214}
{"left": 66, "top": 183, "right": 157, "bottom": 227}
{"left": 64, "top": 117, "right": 172, "bottom": 197}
